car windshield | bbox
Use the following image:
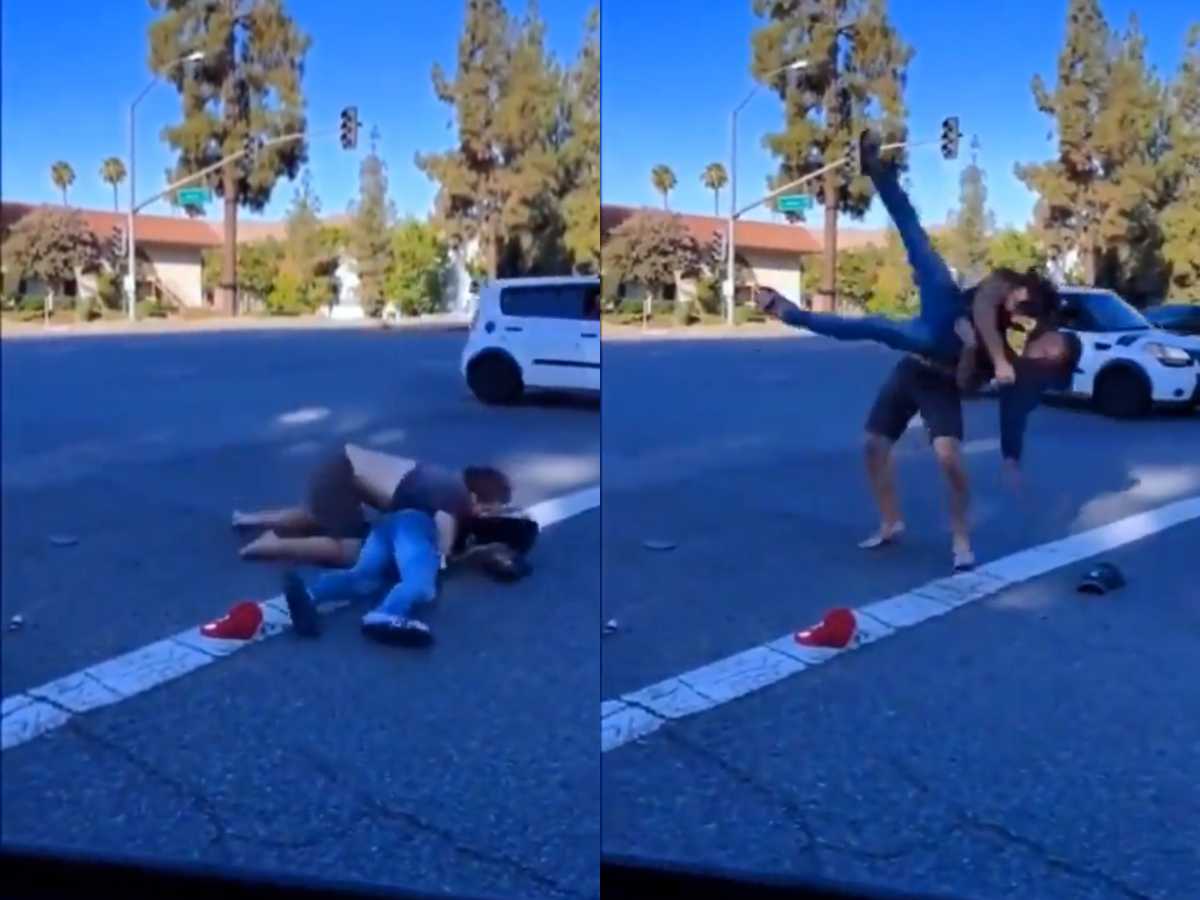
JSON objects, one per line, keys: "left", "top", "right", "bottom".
{"left": 1071, "top": 290, "right": 1153, "bottom": 332}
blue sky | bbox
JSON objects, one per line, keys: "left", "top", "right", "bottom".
{"left": 601, "top": 0, "right": 1196, "bottom": 231}
{"left": 1, "top": 0, "right": 592, "bottom": 223}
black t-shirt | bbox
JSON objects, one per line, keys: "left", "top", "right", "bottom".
{"left": 387, "top": 463, "right": 473, "bottom": 521}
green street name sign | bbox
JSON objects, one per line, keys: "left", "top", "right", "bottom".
{"left": 178, "top": 186, "right": 211, "bottom": 206}
{"left": 775, "top": 194, "right": 813, "bottom": 213}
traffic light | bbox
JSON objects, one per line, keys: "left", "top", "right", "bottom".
{"left": 940, "top": 116, "right": 961, "bottom": 160}
{"left": 110, "top": 225, "right": 125, "bottom": 260}
{"left": 340, "top": 106, "right": 359, "bottom": 150}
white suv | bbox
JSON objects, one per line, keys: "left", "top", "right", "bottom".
{"left": 1048, "top": 287, "right": 1200, "bottom": 417}
{"left": 461, "top": 275, "right": 601, "bottom": 404}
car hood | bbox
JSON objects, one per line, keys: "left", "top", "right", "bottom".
{"left": 1072, "top": 328, "right": 1200, "bottom": 352}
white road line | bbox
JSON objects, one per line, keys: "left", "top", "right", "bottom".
{"left": 601, "top": 494, "right": 1200, "bottom": 754}
{"left": 2, "top": 485, "right": 600, "bottom": 753}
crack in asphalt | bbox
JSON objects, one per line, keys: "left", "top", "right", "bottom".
{"left": 888, "top": 756, "right": 1155, "bottom": 900}
{"left": 298, "top": 747, "right": 588, "bottom": 899}
{"left": 52, "top": 709, "right": 234, "bottom": 862}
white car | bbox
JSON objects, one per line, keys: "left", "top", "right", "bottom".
{"left": 1048, "top": 287, "right": 1200, "bottom": 417}
{"left": 461, "top": 275, "right": 601, "bottom": 404}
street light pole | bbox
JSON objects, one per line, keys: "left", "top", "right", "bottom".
{"left": 726, "top": 60, "right": 808, "bottom": 326}
{"left": 126, "top": 51, "right": 203, "bottom": 321}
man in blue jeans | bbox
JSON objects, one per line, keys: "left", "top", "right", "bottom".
{"left": 283, "top": 507, "right": 447, "bottom": 645}
{"left": 756, "top": 129, "right": 1080, "bottom": 568}
{"left": 283, "top": 505, "right": 539, "bottom": 646}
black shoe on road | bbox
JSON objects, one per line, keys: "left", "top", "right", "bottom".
{"left": 361, "top": 613, "right": 434, "bottom": 647}
{"left": 283, "top": 571, "right": 321, "bottom": 638}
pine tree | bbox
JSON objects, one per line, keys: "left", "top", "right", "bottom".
{"left": 281, "top": 169, "right": 324, "bottom": 304}
{"left": 946, "top": 136, "right": 993, "bottom": 284}
{"left": 493, "top": 0, "right": 568, "bottom": 275}
{"left": 149, "top": 0, "right": 310, "bottom": 315}
{"left": 1161, "top": 25, "right": 1200, "bottom": 298}
{"left": 417, "top": 0, "right": 512, "bottom": 280}
{"left": 752, "top": 0, "right": 913, "bottom": 311}
{"left": 1015, "top": 0, "right": 1111, "bottom": 284}
{"left": 560, "top": 6, "right": 599, "bottom": 273}
{"left": 350, "top": 129, "right": 396, "bottom": 316}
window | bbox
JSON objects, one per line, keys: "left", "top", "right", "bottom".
{"left": 500, "top": 282, "right": 598, "bottom": 320}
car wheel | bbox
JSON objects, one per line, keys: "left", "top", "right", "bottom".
{"left": 1093, "top": 367, "right": 1151, "bottom": 419}
{"left": 467, "top": 352, "right": 523, "bottom": 405}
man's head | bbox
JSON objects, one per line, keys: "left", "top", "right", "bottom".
{"left": 462, "top": 465, "right": 512, "bottom": 513}
{"left": 994, "top": 267, "right": 1060, "bottom": 323}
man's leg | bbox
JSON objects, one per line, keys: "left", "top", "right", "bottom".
{"left": 761, "top": 290, "right": 930, "bottom": 355}
{"left": 361, "top": 511, "right": 441, "bottom": 645}
{"left": 861, "top": 132, "right": 964, "bottom": 347}
{"left": 932, "top": 437, "right": 973, "bottom": 569}
{"left": 283, "top": 526, "right": 391, "bottom": 636}
{"left": 910, "top": 366, "right": 974, "bottom": 570}
{"left": 860, "top": 360, "right": 919, "bottom": 546}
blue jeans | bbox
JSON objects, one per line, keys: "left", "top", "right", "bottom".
{"left": 777, "top": 167, "right": 965, "bottom": 364}
{"left": 308, "top": 509, "right": 441, "bottom": 619}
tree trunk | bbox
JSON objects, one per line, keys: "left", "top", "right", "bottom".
{"left": 820, "top": 166, "right": 838, "bottom": 313}
{"left": 220, "top": 161, "right": 238, "bottom": 315}
{"left": 112, "top": 185, "right": 118, "bottom": 213}
{"left": 714, "top": 192, "right": 719, "bottom": 216}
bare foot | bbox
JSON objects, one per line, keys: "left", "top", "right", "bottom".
{"left": 858, "top": 522, "right": 905, "bottom": 550}
{"left": 240, "top": 531, "right": 281, "bottom": 560}
{"left": 952, "top": 544, "right": 976, "bottom": 572}
{"left": 232, "top": 510, "right": 254, "bottom": 529}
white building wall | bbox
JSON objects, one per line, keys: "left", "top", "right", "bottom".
{"left": 146, "top": 244, "right": 205, "bottom": 307}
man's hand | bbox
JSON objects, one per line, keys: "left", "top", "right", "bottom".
{"left": 994, "top": 358, "right": 1017, "bottom": 385}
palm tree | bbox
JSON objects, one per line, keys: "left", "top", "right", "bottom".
{"left": 651, "top": 165, "right": 677, "bottom": 210}
{"left": 701, "top": 163, "right": 728, "bottom": 216}
{"left": 100, "top": 157, "right": 127, "bottom": 212}
{"left": 51, "top": 161, "right": 76, "bottom": 206}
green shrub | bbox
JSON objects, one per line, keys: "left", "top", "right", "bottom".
{"left": 695, "top": 277, "right": 723, "bottom": 316}
{"left": 75, "top": 295, "right": 102, "bottom": 322}
{"left": 136, "top": 299, "right": 168, "bottom": 318}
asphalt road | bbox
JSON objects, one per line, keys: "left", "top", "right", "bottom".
{"left": 601, "top": 336, "right": 1200, "bottom": 900}
{"left": 1, "top": 329, "right": 601, "bottom": 900}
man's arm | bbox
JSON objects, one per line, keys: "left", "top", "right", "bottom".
{"left": 953, "top": 317, "right": 978, "bottom": 391}
{"left": 997, "top": 380, "right": 1041, "bottom": 480}
{"left": 972, "top": 276, "right": 1016, "bottom": 383}
{"left": 434, "top": 511, "right": 457, "bottom": 564}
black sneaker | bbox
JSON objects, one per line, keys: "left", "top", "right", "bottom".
{"left": 361, "top": 613, "right": 433, "bottom": 647}
{"left": 283, "top": 571, "right": 321, "bottom": 638}
{"left": 859, "top": 128, "right": 883, "bottom": 176}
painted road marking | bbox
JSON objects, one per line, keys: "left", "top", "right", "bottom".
{"left": 601, "top": 494, "right": 1200, "bottom": 753}
{"left": 2, "top": 485, "right": 600, "bottom": 752}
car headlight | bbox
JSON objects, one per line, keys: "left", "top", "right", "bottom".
{"left": 1143, "top": 342, "right": 1193, "bottom": 367}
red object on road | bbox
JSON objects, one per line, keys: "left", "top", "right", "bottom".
{"left": 201, "top": 601, "right": 263, "bottom": 641}
{"left": 794, "top": 607, "right": 857, "bottom": 649}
